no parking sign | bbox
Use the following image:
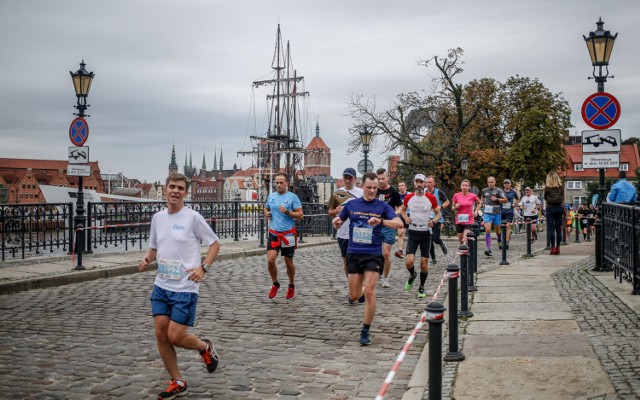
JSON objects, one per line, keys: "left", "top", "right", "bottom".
{"left": 581, "top": 92, "right": 621, "bottom": 130}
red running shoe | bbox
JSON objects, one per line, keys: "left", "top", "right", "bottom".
{"left": 286, "top": 286, "right": 295, "bottom": 299}
{"left": 268, "top": 284, "right": 279, "bottom": 299}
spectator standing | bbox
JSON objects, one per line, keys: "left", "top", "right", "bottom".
{"left": 544, "top": 171, "right": 565, "bottom": 255}
{"left": 607, "top": 171, "right": 637, "bottom": 204}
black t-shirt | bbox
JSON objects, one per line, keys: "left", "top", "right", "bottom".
{"left": 377, "top": 186, "right": 403, "bottom": 209}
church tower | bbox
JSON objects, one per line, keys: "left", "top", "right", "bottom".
{"left": 304, "top": 121, "right": 331, "bottom": 176}
{"left": 168, "top": 143, "right": 178, "bottom": 175}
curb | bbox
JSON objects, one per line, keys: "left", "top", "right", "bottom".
{"left": 0, "top": 240, "right": 334, "bottom": 295}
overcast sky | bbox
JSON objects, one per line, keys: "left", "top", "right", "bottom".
{"left": 1, "top": 1, "right": 638, "bottom": 184}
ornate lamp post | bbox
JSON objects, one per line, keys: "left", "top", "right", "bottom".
{"left": 360, "top": 127, "right": 372, "bottom": 173}
{"left": 70, "top": 60, "right": 94, "bottom": 270}
{"left": 584, "top": 19, "right": 617, "bottom": 271}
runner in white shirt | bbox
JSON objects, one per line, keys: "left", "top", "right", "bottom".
{"left": 518, "top": 187, "right": 541, "bottom": 241}
{"left": 398, "top": 174, "right": 441, "bottom": 299}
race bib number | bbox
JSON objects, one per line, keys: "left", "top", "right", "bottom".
{"left": 281, "top": 234, "right": 296, "bottom": 248}
{"left": 484, "top": 205, "right": 495, "bottom": 215}
{"left": 501, "top": 202, "right": 512, "bottom": 209}
{"left": 353, "top": 226, "right": 373, "bottom": 244}
{"left": 457, "top": 214, "right": 469, "bottom": 223}
{"left": 157, "top": 259, "right": 183, "bottom": 280}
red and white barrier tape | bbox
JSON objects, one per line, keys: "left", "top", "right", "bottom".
{"left": 375, "top": 270, "right": 449, "bottom": 400}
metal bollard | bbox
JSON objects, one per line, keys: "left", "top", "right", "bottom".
{"left": 524, "top": 218, "right": 533, "bottom": 258}
{"left": 444, "top": 264, "right": 465, "bottom": 362}
{"left": 258, "top": 217, "right": 265, "bottom": 248}
{"left": 459, "top": 244, "right": 473, "bottom": 318}
{"left": 426, "top": 301, "right": 446, "bottom": 400}
{"left": 500, "top": 223, "right": 509, "bottom": 265}
{"left": 467, "top": 231, "right": 477, "bottom": 291}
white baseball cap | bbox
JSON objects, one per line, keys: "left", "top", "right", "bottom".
{"left": 414, "top": 173, "right": 426, "bottom": 181}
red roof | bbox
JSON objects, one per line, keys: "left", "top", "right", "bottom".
{"left": 563, "top": 144, "right": 639, "bottom": 179}
{"left": 305, "top": 136, "right": 330, "bottom": 151}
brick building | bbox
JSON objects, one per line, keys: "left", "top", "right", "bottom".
{"left": 0, "top": 158, "right": 103, "bottom": 204}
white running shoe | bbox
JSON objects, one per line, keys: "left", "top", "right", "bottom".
{"left": 381, "top": 277, "right": 390, "bottom": 288}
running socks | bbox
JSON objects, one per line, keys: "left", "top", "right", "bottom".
{"left": 407, "top": 267, "right": 416, "bottom": 276}
{"left": 485, "top": 233, "right": 491, "bottom": 250}
{"left": 420, "top": 271, "right": 428, "bottom": 287}
{"left": 273, "top": 281, "right": 280, "bottom": 288}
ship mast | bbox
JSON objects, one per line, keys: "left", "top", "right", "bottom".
{"left": 247, "top": 24, "right": 309, "bottom": 195}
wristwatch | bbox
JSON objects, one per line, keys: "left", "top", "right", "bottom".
{"left": 201, "top": 263, "right": 212, "bottom": 273}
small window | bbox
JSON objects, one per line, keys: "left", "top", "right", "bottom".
{"left": 574, "top": 164, "right": 584, "bottom": 171}
{"left": 567, "top": 181, "right": 583, "bottom": 190}
{"left": 619, "top": 163, "right": 629, "bottom": 171}
{"left": 573, "top": 196, "right": 586, "bottom": 207}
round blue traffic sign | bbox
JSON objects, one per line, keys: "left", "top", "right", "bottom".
{"left": 581, "top": 92, "right": 620, "bottom": 130}
{"left": 69, "top": 117, "right": 90, "bottom": 146}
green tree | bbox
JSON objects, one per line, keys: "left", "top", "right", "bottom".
{"left": 622, "top": 137, "right": 639, "bottom": 146}
{"left": 347, "top": 49, "right": 571, "bottom": 196}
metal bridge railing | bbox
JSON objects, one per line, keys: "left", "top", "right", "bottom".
{"left": 602, "top": 202, "right": 640, "bottom": 295}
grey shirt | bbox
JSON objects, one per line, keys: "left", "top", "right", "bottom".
{"left": 481, "top": 187, "right": 506, "bottom": 215}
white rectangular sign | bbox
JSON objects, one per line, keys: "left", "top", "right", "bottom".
{"left": 68, "top": 146, "right": 89, "bottom": 164}
{"left": 582, "top": 154, "right": 620, "bottom": 169}
{"left": 67, "top": 164, "right": 91, "bottom": 177}
{"left": 582, "top": 129, "right": 621, "bottom": 153}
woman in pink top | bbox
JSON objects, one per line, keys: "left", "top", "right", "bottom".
{"left": 451, "top": 179, "right": 481, "bottom": 244}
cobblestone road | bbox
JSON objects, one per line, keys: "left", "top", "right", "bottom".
{"left": 0, "top": 242, "right": 461, "bottom": 400}
{"left": 554, "top": 258, "right": 640, "bottom": 400}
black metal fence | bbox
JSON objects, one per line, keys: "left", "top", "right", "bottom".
{"left": 602, "top": 202, "right": 640, "bottom": 295}
{"left": 1, "top": 201, "right": 331, "bottom": 261}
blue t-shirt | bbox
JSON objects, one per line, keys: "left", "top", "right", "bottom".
{"left": 266, "top": 191, "right": 302, "bottom": 232}
{"left": 501, "top": 189, "right": 519, "bottom": 215}
{"left": 338, "top": 197, "right": 398, "bottom": 254}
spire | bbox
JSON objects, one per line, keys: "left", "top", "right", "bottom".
{"left": 184, "top": 150, "right": 188, "bottom": 175}
{"left": 169, "top": 143, "right": 178, "bottom": 174}
{"left": 315, "top": 121, "right": 320, "bottom": 138}
{"left": 201, "top": 150, "right": 207, "bottom": 170}
{"left": 219, "top": 147, "right": 224, "bottom": 171}
{"left": 213, "top": 147, "right": 217, "bottom": 171}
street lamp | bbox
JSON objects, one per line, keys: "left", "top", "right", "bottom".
{"left": 584, "top": 19, "right": 617, "bottom": 271}
{"left": 360, "top": 127, "right": 372, "bottom": 173}
{"left": 584, "top": 18, "right": 617, "bottom": 93}
{"left": 69, "top": 60, "right": 94, "bottom": 270}
{"left": 460, "top": 159, "right": 468, "bottom": 176}
{"left": 70, "top": 60, "right": 95, "bottom": 118}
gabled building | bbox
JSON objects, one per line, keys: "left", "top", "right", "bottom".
{"left": 562, "top": 142, "right": 639, "bottom": 205}
{"left": 0, "top": 158, "right": 103, "bottom": 204}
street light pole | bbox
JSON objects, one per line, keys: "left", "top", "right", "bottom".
{"left": 584, "top": 19, "right": 617, "bottom": 271}
{"left": 360, "top": 127, "right": 372, "bottom": 173}
{"left": 70, "top": 60, "right": 95, "bottom": 271}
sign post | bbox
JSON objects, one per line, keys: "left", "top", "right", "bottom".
{"left": 581, "top": 94, "right": 621, "bottom": 272}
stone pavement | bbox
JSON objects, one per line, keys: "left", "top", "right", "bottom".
{"left": 408, "top": 239, "right": 640, "bottom": 400}
{"left": 1, "top": 232, "right": 638, "bottom": 399}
